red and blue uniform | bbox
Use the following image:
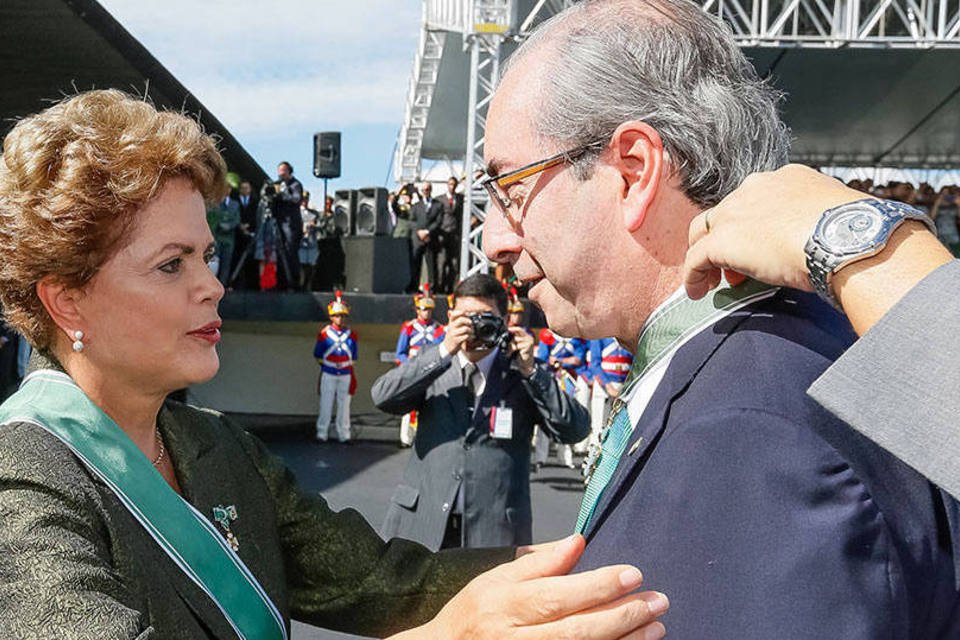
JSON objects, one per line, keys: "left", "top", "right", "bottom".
{"left": 589, "top": 338, "right": 633, "bottom": 386}
{"left": 536, "top": 330, "right": 586, "bottom": 374}
{"left": 537, "top": 330, "right": 586, "bottom": 395}
{"left": 395, "top": 320, "right": 445, "bottom": 364}
{"left": 314, "top": 325, "right": 358, "bottom": 376}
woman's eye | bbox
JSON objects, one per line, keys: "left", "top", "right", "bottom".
{"left": 203, "top": 250, "right": 216, "bottom": 265}
{"left": 158, "top": 257, "right": 182, "bottom": 274}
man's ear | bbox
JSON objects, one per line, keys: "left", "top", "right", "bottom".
{"left": 35, "top": 276, "right": 84, "bottom": 342}
{"left": 611, "top": 121, "right": 664, "bottom": 232}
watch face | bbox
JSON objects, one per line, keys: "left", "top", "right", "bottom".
{"left": 821, "top": 208, "right": 884, "bottom": 254}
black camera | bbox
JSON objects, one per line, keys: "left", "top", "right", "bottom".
{"left": 260, "top": 180, "right": 278, "bottom": 199}
{"left": 469, "top": 312, "right": 512, "bottom": 350}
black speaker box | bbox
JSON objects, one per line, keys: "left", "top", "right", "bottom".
{"left": 343, "top": 236, "right": 410, "bottom": 293}
{"left": 313, "top": 131, "right": 341, "bottom": 179}
{"left": 332, "top": 189, "right": 356, "bottom": 236}
{"left": 354, "top": 187, "right": 392, "bottom": 236}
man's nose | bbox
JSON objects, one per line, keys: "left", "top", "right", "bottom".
{"left": 482, "top": 209, "right": 521, "bottom": 265}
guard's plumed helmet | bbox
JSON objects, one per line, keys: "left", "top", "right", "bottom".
{"left": 327, "top": 290, "right": 350, "bottom": 316}
{"left": 413, "top": 283, "right": 435, "bottom": 310}
{"left": 504, "top": 281, "right": 524, "bottom": 313}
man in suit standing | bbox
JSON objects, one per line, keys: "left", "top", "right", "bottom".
{"left": 437, "top": 177, "right": 464, "bottom": 292}
{"left": 372, "top": 274, "right": 589, "bottom": 551}
{"left": 213, "top": 190, "right": 241, "bottom": 287}
{"left": 407, "top": 182, "right": 443, "bottom": 293}
{"left": 235, "top": 180, "right": 259, "bottom": 290}
{"left": 480, "top": 0, "right": 960, "bottom": 636}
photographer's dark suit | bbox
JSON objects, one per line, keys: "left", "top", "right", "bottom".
{"left": 408, "top": 197, "right": 443, "bottom": 291}
{"left": 372, "top": 345, "right": 590, "bottom": 550}
{"left": 271, "top": 177, "right": 303, "bottom": 289}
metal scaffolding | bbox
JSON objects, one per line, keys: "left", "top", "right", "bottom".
{"left": 708, "top": 0, "right": 960, "bottom": 47}
{"left": 398, "top": 0, "right": 960, "bottom": 279}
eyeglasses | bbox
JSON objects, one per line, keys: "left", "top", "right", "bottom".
{"left": 481, "top": 142, "right": 603, "bottom": 220}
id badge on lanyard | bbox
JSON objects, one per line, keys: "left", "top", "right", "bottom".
{"left": 490, "top": 404, "right": 513, "bottom": 439}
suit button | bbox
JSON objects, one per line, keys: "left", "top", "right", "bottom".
{"left": 442, "top": 502, "right": 450, "bottom": 512}
{"left": 453, "top": 472, "right": 462, "bottom": 481}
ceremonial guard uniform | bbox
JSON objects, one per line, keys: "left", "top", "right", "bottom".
{"left": 588, "top": 338, "right": 633, "bottom": 446}
{"left": 534, "top": 330, "right": 588, "bottom": 469}
{"left": 394, "top": 286, "right": 445, "bottom": 446}
{"left": 314, "top": 292, "right": 358, "bottom": 442}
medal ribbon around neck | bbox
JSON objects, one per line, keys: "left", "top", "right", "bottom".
{"left": 577, "top": 280, "right": 778, "bottom": 533}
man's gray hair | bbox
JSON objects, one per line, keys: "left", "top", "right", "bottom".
{"left": 506, "top": 0, "right": 790, "bottom": 207}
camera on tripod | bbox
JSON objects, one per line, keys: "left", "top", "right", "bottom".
{"left": 469, "top": 312, "right": 512, "bottom": 351}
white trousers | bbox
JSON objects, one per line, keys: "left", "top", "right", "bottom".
{"left": 399, "top": 412, "right": 416, "bottom": 446}
{"left": 572, "top": 377, "right": 592, "bottom": 455}
{"left": 317, "top": 373, "right": 352, "bottom": 441}
{"left": 590, "top": 380, "right": 609, "bottom": 448}
{"left": 534, "top": 421, "right": 576, "bottom": 467}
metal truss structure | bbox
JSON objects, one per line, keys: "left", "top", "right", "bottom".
{"left": 707, "top": 0, "right": 960, "bottom": 48}
{"left": 398, "top": 0, "right": 960, "bottom": 278}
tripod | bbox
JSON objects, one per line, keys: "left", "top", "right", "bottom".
{"left": 228, "top": 205, "right": 294, "bottom": 290}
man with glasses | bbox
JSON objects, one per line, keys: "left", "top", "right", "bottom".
{"left": 480, "top": 0, "right": 960, "bottom": 637}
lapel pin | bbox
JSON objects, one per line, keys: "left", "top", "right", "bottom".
{"left": 627, "top": 437, "right": 644, "bottom": 456}
{"left": 212, "top": 505, "right": 240, "bottom": 552}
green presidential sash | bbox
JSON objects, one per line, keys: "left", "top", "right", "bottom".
{"left": 0, "top": 369, "right": 287, "bottom": 640}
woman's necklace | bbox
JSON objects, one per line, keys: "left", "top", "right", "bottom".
{"left": 152, "top": 429, "right": 166, "bottom": 467}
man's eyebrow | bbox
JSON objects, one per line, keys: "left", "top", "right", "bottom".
{"left": 485, "top": 158, "right": 508, "bottom": 177}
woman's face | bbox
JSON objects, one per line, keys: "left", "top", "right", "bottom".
{"left": 73, "top": 177, "right": 225, "bottom": 395}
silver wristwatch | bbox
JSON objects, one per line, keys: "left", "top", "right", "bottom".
{"left": 804, "top": 198, "right": 935, "bottom": 308}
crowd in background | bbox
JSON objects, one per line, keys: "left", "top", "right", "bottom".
{"left": 390, "top": 178, "right": 466, "bottom": 294}
{"left": 848, "top": 179, "right": 960, "bottom": 254}
{"left": 206, "top": 162, "right": 347, "bottom": 293}
{"left": 201, "top": 171, "right": 960, "bottom": 296}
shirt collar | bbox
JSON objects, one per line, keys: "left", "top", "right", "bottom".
{"left": 457, "top": 348, "right": 498, "bottom": 379}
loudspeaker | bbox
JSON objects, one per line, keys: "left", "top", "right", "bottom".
{"left": 332, "top": 189, "right": 356, "bottom": 236}
{"left": 355, "top": 187, "right": 392, "bottom": 236}
{"left": 313, "top": 131, "right": 341, "bottom": 179}
{"left": 343, "top": 236, "right": 411, "bottom": 293}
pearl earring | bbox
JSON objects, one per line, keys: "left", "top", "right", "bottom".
{"left": 72, "top": 330, "right": 84, "bottom": 353}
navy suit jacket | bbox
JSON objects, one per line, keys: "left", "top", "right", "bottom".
{"left": 576, "top": 289, "right": 960, "bottom": 639}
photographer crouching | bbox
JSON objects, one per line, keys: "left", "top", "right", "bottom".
{"left": 372, "top": 274, "right": 590, "bottom": 550}
{"left": 260, "top": 161, "right": 303, "bottom": 290}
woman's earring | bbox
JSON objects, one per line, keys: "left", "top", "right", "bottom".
{"left": 72, "top": 330, "right": 85, "bottom": 353}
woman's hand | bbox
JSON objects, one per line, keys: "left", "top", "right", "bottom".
{"left": 392, "top": 535, "right": 668, "bottom": 640}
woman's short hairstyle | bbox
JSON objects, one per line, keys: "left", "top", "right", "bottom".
{"left": 0, "top": 89, "right": 227, "bottom": 351}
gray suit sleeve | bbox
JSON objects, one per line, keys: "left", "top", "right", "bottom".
{"left": 521, "top": 364, "right": 591, "bottom": 443}
{"left": 371, "top": 346, "right": 453, "bottom": 415}
{"left": 0, "top": 423, "right": 151, "bottom": 639}
{"left": 808, "top": 259, "right": 960, "bottom": 499}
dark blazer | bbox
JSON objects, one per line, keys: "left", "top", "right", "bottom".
{"left": 237, "top": 194, "right": 259, "bottom": 231}
{"left": 410, "top": 198, "right": 444, "bottom": 249}
{"left": 439, "top": 192, "right": 463, "bottom": 234}
{"left": 0, "top": 400, "right": 511, "bottom": 639}
{"left": 575, "top": 289, "right": 960, "bottom": 638}
{"left": 373, "top": 345, "right": 590, "bottom": 550}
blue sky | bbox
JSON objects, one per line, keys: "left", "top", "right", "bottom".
{"left": 98, "top": 0, "right": 421, "bottom": 201}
